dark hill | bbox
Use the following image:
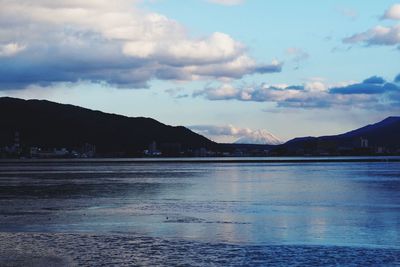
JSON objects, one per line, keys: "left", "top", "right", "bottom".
{"left": 283, "top": 117, "right": 400, "bottom": 153}
{"left": 0, "top": 97, "right": 214, "bottom": 155}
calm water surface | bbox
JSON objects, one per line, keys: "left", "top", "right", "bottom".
{"left": 0, "top": 159, "right": 399, "bottom": 265}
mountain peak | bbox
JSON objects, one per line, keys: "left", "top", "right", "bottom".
{"left": 235, "top": 129, "right": 283, "bottom": 145}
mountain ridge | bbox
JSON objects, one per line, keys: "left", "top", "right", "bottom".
{"left": 282, "top": 116, "right": 400, "bottom": 154}
{"left": 0, "top": 97, "right": 215, "bottom": 156}
{"left": 1, "top": 97, "right": 399, "bottom": 157}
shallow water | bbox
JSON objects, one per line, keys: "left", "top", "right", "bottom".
{"left": 0, "top": 160, "right": 400, "bottom": 265}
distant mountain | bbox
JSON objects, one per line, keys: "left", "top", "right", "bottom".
{"left": 283, "top": 117, "right": 400, "bottom": 152}
{"left": 235, "top": 129, "right": 282, "bottom": 145}
{"left": 0, "top": 97, "right": 214, "bottom": 156}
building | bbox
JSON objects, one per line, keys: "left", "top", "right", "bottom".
{"left": 360, "top": 138, "right": 369, "bottom": 148}
{"left": 144, "top": 141, "right": 161, "bottom": 156}
{"left": 81, "top": 143, "right": 96, "bottom": 158}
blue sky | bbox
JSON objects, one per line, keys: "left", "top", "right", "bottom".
{"left": 0, "top": 0, "right": 399, "bottom": 142}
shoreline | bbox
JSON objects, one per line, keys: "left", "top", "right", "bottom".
{"left": 1, "top": 156, "right": 400, "bottom": 164}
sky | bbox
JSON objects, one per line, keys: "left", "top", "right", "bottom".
{"left": 0, "top": 0, "right": 400, "bottom": 143}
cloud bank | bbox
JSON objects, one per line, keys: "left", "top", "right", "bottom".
{"left": 0, "top": 0, "right": 278, "bottom": 90}
{"left": 193, "top": 75, "right": 400, "bottom": 110}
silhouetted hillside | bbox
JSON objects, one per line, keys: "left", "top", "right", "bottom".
{"left": 1, "top": 97, "right": 399, "bottom": 157}
{"left": 0, "top": 97, "right": 214, "bottom": 156}
{"left": 282, "top": 117, "right": 400, "bottom": 154}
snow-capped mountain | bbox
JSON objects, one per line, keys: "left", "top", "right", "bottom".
{"left": 235, "top": 129, "right": 283, "bottom": 145}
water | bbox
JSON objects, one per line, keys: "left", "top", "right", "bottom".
{"left": 0, "top": 159, "right": 400, "bottom": 265}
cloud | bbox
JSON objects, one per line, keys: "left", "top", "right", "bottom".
{"left": 330, "top": 83, "right": 394, "bottom": 95}
{"left": 395, "top": 73, "right": 400, "bottom": 83}
{"left": 286, "top": 47, "right": 310, "bottom": 63}
{"left": 164, "top": 87, "right": 189, "bottom": 98}
{"left": 344, "top": 25, "right": 400, "bottom": 46}
{"left": 0, "top": 0, "right": 277, "bottom": 90}
{"left": 329, "top": 76, "right": 396, "bottom": 95}
{"left": 191, "top": 125, "right": 251, "bottom": 136}
{"left": 382, "top": 4, "right": 400, "bottom": 20}
{"left": 0, "top": 43, "right": 26, "bottom": 57}
{"left": 193, "top": 75, "right": 400, "bottom": 110}
{"left": 344, "top": 4, "right": 400, "bottom": 47}
{"left": 207, "top": 0, "right": 244, "bottom": 6}
{"left": 189, "top": 125, "right": 282, "bottom": 144}
{"left": 193, "top": 84, "right": 239, "bottom": 100}
{"left": 337, "top": 7, "right": 358, "bottom": 20}
{"left": 363, "top": 76, "right": 386, "bottom": 84}
{"left": 285, "top": 47, "right": 309, "bottom": 69}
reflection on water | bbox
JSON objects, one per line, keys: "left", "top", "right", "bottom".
{"left": 0, "top": 161, "right": 400, "bottom": 248}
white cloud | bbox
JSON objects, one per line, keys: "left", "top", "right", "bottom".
{"left": 0, "top": 43, "right": 26, "bottom": 57}
{"left": 207, "top": 0, "right": 244, "bottom": 6}
{"left": 383, "top": 3, "right": 400, "bottom": 20}
{"left": 0, "top": 0, "right": 278, "bottom": 89}
{"left": 122, "top": 30, "right": 245, "bottom": 65}
{"left": 344, "top": 25, "right": 400, "bottom": 46}
{"left": 193, "top": 83, "right": 238, "bottom": 100}
{"left": 344, "top": 4, "right": 400, "bottom": 47}
{"left": 303, "top": 81, "right": 327, "bottom": 92}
